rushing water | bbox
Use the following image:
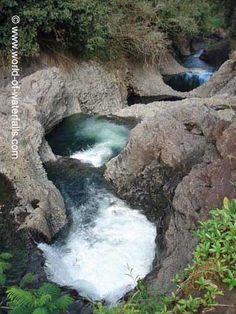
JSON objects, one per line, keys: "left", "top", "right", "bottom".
{"left": 39, "top": 114, "right": 156, "bottom": 305}
{"left": 164, "top": 50, "right": 215, "bottom": 92}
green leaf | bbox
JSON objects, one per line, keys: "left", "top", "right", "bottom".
{"left": 53, "top": 295, "right": 73, "bottom": 310}
{"left": 32, "top": 307, "right": 50, "bottom": 314}
{"left": 0, "top": 252, "right": 13, "bottom": 260}
{"left": 37, "top": 283, "right": 61, "bottom": 299}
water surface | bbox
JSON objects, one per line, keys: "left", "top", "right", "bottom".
{"left": 40, "top": 115, "right": 156, "bottom": 304}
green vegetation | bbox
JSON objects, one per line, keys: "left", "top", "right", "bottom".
{"left": 0, "top": 253, "right": 13, "bottom": 287}
{"left": 0, "top": 0, "right": 225, "bottom": 61}
{"left": 0, "top": 199, "right": 235, "bottom": 313}
{"left": 95, "top": 198, "right": 236, "bottom": 314}
{"left": 217, "top": 0, "right": 236, "bottom": 38}
{"left": 7, "top": 283, "right": 73, "bottom": 314}
{"left": 0, "top": 256, "right": 73, "bottom": 314}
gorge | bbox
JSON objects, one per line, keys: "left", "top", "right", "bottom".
{"left": 38, "top": 115, "right": 156, "bottom": 304}
{"left": 0, "top": 30, "right": 236, "bottom": 314}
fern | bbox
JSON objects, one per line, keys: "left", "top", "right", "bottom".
{"left": 37, "top": 283, "right": 61, "bottom": 299}
{"left": 7, "top": 287, "right": 35, "bottom": 308}
{"left": 0, "top": 261, "right": 11, "bottom": 273}
{"left": 0, "top": 252, "right": 73, "bottom": 313}
{"left": 7, "top": 283, "right": 73, "bottom": 314}
{"left": 20, "top": 273, "right": 38, "bottom": 289}
{"left": 10, "top": 306, "right": 34, "bottom": 314}
{"left": 32, "top": 307, "right": 50, "bottom": 314}
{"left": 53, "top": 295, "right": 74, "bottom": 311}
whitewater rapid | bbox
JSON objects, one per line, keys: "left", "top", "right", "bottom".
{"left": 70, "top": 117, "right": 129, "bottom": 167}
{"left": 40, "top": 115, "right": 156, "bottom": 305}
{"left": 39, "top": 188, "right": 156, "bottom": 304}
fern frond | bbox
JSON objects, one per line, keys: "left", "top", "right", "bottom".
{"left": 20, "top": 273, "right": 38, "bottom": 288}
{"left": 32, "top": 307, "right": 50, "bottom": 314}
{"left": 53, "top": 295, "right": 73, "bottom": 310}
{"left": 7, "top": 287, "right": 35, "bottom": 308}
{"left": 35, "top": 294, "right": 52, "bottom": 307}
{"left": 37, "top": 283, "right": 61, "bottom": 299}
{"left": 0, "top": 252, "right": 13, "bottom": 260}
{"left": 10, "top": 305, "right": 32, "bottom": 314}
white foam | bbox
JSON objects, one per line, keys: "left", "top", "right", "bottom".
{"left": 39, "top": 191, "right": 156, "bottom": 304}
{"left": 71, "top": 143, "right": 113, "bottom": 167}
{"left": 70, "top": 118, "right": 129, "bottom": 167}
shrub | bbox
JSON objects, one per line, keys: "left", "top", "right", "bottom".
{"left": 0, "top": 0, "right": 225, "bottom": 60}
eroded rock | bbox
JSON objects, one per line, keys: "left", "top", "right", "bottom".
{"left": 105, "top": 98, "right": 236, "bottom": 293}
{"left": 0, "top": 68, "right": 71, "bottom": 240}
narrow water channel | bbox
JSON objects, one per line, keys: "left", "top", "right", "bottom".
{"left": 39, "top": 114, "right": 156, "bottom": 305}
{"left": 164, "top": 50, "right": 215, "bottom": 92}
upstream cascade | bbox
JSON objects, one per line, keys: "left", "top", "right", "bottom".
{"left": 164, "top": 49, "right": 215, "bottom": 92}
{"left": 39, "top": 115, "right": 156, "bottom": 305}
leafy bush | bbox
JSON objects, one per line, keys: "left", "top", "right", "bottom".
{"left": 0, "top": 0, "right": 225, "bottom": 60}
{"left": 95, "top": 198, "right": 236, "bottom": 313}
{"left": 154, "top": 0, "right": 224, "bottom": 36}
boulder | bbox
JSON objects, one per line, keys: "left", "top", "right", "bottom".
{"left": 158, "top": 53, "right": 186, "bottom": 75}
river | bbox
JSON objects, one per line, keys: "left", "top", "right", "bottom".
{"left": 38, "top": 114, "right": 156, "bottom": 305}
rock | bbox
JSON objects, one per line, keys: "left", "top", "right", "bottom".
{"left": 192, "top": 55, "right": 236, "bottom": 97}
{"left": 60, "top": 60, "right": 127, "bottom": 115}
{"left": 39, "top": 139, "right": 57, "bottom": 163}
{"left": 113, "top": 96, "right": 236, "bottom": 121}
{"left": 200, "top": 40, "right": 230, "bottom": 67}
{"left": 127, "top": 62, "right": 183, "bottom": 101}
{"left": 0, "top": 68, "right": 71, "bottom": 241}
{"left": 105, "top": 99, "right": 236, "bottom": 294}
{"left": 69, "top": 300, "right": 93, "bottom": 314}
{"left": 191, "top": 37, "right": 206, "bottom": 52}
{"left": 158, "top": 53, "right": 186, "bottom": 75}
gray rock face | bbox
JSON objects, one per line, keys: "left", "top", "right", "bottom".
{"left": 105, "top": 98, "right": 236, "bottom": 293}
{"left": 0, "top": 68, "right": 71, "bottom": 240}
{"left": 62, "top": 61, "right": 126, "bottom": 114}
